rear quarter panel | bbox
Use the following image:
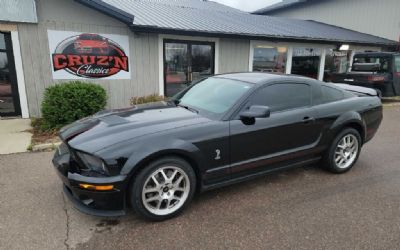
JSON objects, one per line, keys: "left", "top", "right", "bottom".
{"left": 314, "top": 96, "right": 382, "bottom": 148}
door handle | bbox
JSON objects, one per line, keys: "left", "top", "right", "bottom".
{"left": 302, "top": 116, "right": 315, "bottom": 124}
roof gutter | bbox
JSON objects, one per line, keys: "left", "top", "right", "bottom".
{"left": 74, "top": 0, "right": 134, "bottom": 24}
{"left": 129, "top": 25, "right": 397, "bottom": 48}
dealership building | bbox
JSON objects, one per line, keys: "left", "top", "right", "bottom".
{"left": 0, "top": 0, "right": 396, "bottom": 118}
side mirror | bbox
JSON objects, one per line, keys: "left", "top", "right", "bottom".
{"left": 240, "top": 105, "right": 270, "bottom": 121}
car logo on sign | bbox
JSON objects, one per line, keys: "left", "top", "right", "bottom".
{"left": 51, "top": 33, "right": 129, "bottom": 78}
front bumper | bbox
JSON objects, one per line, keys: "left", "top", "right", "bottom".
{"left": 53, "top": 151, "right": 128, "bottom": 217}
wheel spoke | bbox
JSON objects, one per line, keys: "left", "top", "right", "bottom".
{"left": 144, "top": 187, "right": 159, "bottom": 194}
{"left": 167, "top": 198, "right": 175, "bottom": 207}
{"left": 175, "top": 186, "right": 185, "bottom": 192}
{"left": 174, "top": 175, "right": 184, "bottom": 187}
{"left": 151, "top": 176, "right": 160, "bottom": 186}
{"left": 170, "top": 169, "right": 178, "bottom": 181}
{"left": 146, "top": 196, "right": 160, "bottom": 203}
{"left": 156, "top": 200, "right": 162, "bottom": 209}
{"left": 160, "top": 170, "right": 169, "bottom": 183}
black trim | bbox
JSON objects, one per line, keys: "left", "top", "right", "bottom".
{"left": 74, "top": 0, "right": 135, "bottom": 24}
{"left": 63, "top": 185, "right": 126, "bottom": 217}
{"left": 201, "top": 157, "right": 321, "bottom": 191}
{"left": 0, "top": 31, "right": 21, "bottom": 117}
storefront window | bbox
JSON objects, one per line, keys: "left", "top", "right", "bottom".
{"left": 394, "top": 56, "right": 400, "bottom": 76}
{"left": 291, "top": 47, "right": 321, "bottom": 79}
{"left": 323, "top": 49, "right": 352, "bottom": 81}
{"left": 395, "top": 56, "right": 400, "bottom": 71}
{"left": 252, "top": 45, "right": 287, "bottom": 73}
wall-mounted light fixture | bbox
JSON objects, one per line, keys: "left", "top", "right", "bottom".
{"left": 339, "top": 44, "right": 350, "bottom": 51}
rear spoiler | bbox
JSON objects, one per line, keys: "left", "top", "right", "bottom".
{"left": 334, "top": 83, "right": 380, "bottom": 97}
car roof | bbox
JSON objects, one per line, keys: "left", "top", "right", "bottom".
{"left": 213, "top": 72, "right": 314, "bottom": 84}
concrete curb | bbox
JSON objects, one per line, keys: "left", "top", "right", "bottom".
{"left": 382, "top": 102, "right": 400, "bottom": 107}
{"left": 31, "top": 141, "right": 61, "bottom": 152}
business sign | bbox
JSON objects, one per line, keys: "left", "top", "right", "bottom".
{"left": 293, "top": 47, "right": 322, "bottom": 57}
{"left": 48, "top": 30, "right": 130, "bottom": 79}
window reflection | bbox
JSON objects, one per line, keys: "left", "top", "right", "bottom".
{"left": 324, "top": 49, "right": 352, "bottom": 81}
{"left": 292, "top": 47, "right": 321, "bottom": 79}
{"left": 252, "top": 46, "right": 287, "bottom": 73}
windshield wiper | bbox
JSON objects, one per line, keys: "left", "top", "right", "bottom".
{"left": 177, "top": 103, "right": 199, "bottom": 114}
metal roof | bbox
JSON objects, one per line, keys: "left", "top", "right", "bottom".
{"left": 79, "top": 0, "right": 396, "bottom": 46}
{"left": 0, "top": 0, "right": 37, "bottom": 23}
{"left": 252, "top": 0, "right": 308, "bottom": 15}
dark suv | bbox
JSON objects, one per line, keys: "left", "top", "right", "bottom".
{"left": 331, "top": 52, "right": 400, "bottom": 97}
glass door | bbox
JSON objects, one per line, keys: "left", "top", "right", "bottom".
{"left": 164, "top": 40, "right": 214, "bottom": 97}
{"left": 291, "top": 47, "right": 322, "bottom": 80}
{"left": 0, "top": 32, "right": 20, "bottom": 116}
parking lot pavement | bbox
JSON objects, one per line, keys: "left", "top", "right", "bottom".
{"left": 1, "top": 106, "right": 400, "bottom": 250}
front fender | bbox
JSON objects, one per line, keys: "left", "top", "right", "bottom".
{"left": 119, "top": 137, "right": 204, "bottom": 176}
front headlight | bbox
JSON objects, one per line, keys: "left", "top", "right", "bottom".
{"left": 76, "top": 152, "right": 109, "bottom": 175}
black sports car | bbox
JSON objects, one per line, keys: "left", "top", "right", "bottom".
{"left": 53, "top": 73, "right": 382, "bottom": 221}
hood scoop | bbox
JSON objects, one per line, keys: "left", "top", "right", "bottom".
{"left": 99, "top": 115, "right": 130, "bottom": 126}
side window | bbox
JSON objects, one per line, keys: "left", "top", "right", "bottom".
{"left": 321, "top": 85, "right": 344, "bottom": 103}
{"left": 249, "top": 83, "right": 311, "bottom": 112}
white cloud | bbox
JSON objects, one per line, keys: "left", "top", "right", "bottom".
{"left": 211, "top": 0, "right": 282, "bottom": 12}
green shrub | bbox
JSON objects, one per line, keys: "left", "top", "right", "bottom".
{"left": 41, "top": 81, "right": 107, "bottom": 129}
{"left": 130, "top": 94, "right": 165, "bottom": 106}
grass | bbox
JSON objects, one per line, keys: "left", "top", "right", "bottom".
{"left": 130, "top": 94, "right": 165, "bottom": 106}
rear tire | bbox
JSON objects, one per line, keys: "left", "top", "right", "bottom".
{"left": 130, "top": 157, "right": 196, "bottom": 221}
{"left": 323, "top": 128, "right": 361, "bottom": 173}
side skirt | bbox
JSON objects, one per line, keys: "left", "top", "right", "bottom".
{"left": 200, "top": 157, "right": 321, "bottom": 192}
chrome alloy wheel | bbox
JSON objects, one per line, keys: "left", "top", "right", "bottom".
{"left": 142, "top": 166, "right": 190, "bottom": 216}
{"left": 334, "top": 134, "right": 359, "bottom": 169}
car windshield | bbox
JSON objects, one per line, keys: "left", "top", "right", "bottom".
{"left": 175, "top": 77, "right": 252, "bottom": 116}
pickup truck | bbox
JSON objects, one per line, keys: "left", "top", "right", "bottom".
{"left": 331, "top": 52, "right": 400, "bottom": 97}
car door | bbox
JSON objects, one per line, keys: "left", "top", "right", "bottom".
{"left": 229, "top": 82, "right": 322, "bottom": 178}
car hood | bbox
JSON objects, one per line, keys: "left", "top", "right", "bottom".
{"left": 60, "top": 101, "right": 211, "bottom": 153}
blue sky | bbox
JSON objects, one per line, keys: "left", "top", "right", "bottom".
{"left": 211, "top": 0, "right": 282, "bottom": 12}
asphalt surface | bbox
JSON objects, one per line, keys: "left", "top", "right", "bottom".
{"left": 1, "top": 107, "right": 400, "bottom": 250}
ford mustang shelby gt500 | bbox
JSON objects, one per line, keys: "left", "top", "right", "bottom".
{"left": 53, "top": 73, "right": 382, "bottom": 221}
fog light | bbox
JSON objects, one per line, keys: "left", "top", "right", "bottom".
{"left": 79, "top": 184, "right": 114, "bottom": 191}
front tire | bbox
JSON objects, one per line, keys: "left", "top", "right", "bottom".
{"left": 323, "top": 128, "right": 361, "bottom": 173}
{"left": 130, "top": 157, "right": 196, "bottom": 221}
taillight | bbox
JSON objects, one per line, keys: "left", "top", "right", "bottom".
{"left": 367, "top": 75, "right": 385, "bottom": 82}
{"left": 395, "top": 72, "right": 400, "bottom": 78}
